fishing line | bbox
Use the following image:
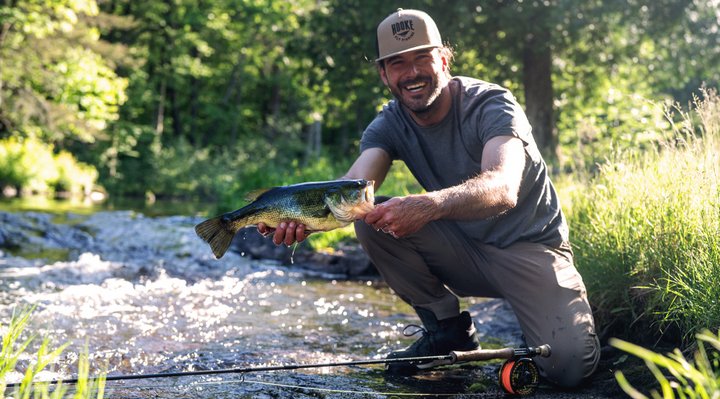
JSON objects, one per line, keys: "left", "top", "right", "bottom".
{"left": 201, "top": 377, "right": 500, "bottom": 397}
{"left": 2, "top": 353, "right": 454, "bottom": 389}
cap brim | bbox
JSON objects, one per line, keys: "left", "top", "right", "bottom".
{"left": 375, "top": 44, "right": 440, "bottom": 62}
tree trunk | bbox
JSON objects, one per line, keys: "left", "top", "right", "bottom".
{"left": 522, "top": 34, "right": 558, "bottom": 164}
{"left": 304, "top": 118, "right": 322, "bottom": 166}
{"left": 155, "top": 78, "right": 166, "bottom": 138}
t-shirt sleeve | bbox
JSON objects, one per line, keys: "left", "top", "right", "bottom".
{"left": 359, "top": 111, "right": 399, "bottom": 159}
{"left": 477, "top": 91, "right": 533, "bottom": 146}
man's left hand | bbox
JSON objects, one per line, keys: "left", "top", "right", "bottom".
{"left": 362, "top": 195, "right": 435, "bottom": 238}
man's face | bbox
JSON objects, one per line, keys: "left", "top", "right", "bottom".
{"left": 379, "top": 48, "right": 448, "bottom": 115}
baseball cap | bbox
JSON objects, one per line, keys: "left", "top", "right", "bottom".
{"left": 375, "top": 9, "right": 442, "bottom": 62}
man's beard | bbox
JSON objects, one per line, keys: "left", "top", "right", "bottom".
{"left": 390, "top": 75, "right": 443, "bottom": 114}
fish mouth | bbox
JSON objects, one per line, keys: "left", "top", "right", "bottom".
{"left": 364, "top": 180, "right": 376, "bottom": 207}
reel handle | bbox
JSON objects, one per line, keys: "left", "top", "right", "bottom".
{"left": 450, "top": 344, "right": 551, "bottom": 363}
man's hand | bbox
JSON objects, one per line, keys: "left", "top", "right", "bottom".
{"left": 257, "top": 222, "right": 309, "bottom": 246}
{"left": 362, "top": 195, "right": 436, "bottom": 238}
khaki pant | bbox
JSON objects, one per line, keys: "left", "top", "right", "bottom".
{"left": 354, "top": 218, "right": 600, "bottom": 387}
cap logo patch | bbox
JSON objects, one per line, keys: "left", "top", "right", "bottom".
{"left": 391, "top": 20, "right": 415, "bottom": 41}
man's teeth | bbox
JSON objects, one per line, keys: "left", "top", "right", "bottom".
{"left": 405, "top": 82, "right": 426, "bottom": 92}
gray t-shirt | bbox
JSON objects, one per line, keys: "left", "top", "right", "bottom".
{"left": 360, "top": 76, "right": 568, "bottom": 248}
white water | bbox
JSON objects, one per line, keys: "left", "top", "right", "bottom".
{"left": 1, "top": 211, "right": 522, "bottom": 398}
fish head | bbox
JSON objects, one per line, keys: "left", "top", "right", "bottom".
{"left": 324, "top": 179, "right": 376, "bottom": 222}
{"left": 362, "top": 179, "right": 375, "bottom": 206}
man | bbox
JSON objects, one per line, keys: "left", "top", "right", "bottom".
{"left": 259, "top": 8, "right": 600, "bottom": 388}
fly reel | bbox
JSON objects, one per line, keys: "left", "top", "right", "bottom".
{"left": 498, "top": 357, "right": 540, "bottom": 396}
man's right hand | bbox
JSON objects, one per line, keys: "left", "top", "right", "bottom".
{"left": 257, "top": 222, "right": 309, "bottom": 246}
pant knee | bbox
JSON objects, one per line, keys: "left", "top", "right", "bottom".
{"left": 536, "top": 333, "right": 600, "bottom": 387}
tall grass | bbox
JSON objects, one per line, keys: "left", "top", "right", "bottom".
{"left": 612, "top": 330, "right": 720, "bottom": 398}
{"left": 569, "top": 88, "right": 720, "bottom": 343}
{"left": 0, "top": 308, "right": 105, "bottom": 399}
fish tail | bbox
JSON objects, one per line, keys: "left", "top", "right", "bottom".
{"left": 194, "top": 215, "right": 237, "bottom": 259}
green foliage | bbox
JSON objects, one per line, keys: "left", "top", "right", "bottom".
{"left": 0, "top": 0, "right": 127, "bottom": 144}
{"left": 569, "top": 89, "right": 720, "bottom": 343}
{"left": 0, "top": 137, "right": 54, "bottom": 193}
{"left": 612, "top": 330, "right": 720, "bottom": 398}
{"left": 4, "top": 0, "right": 718, "bottom": 204}
{"left": 53, "top": 152, "right": 99, "bottom": 196}
{"left": 554, "top": 50, "right": 672, "bottom": 172}
{"left": 0, "top": 308, "right": 105, "bottom": 399}
{"left": 0, "top": 137, "right": 98, "bottom": 196}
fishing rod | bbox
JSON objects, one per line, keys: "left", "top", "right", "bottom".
{"left": 4, "top": 344, "right": 550, "bottom": 396}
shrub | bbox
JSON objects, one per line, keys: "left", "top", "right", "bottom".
{"left": 0, "top": 137, "right": 98, "bottom": 197}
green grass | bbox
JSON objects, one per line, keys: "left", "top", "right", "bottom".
{"left": 612, "top": 330, "right": 720, "bottom": 398}
{"left": 568, "top": 88, "right": 720, "bottom": 344}
{"left": 1, "top": 308, "right": 105, "bottom": 399}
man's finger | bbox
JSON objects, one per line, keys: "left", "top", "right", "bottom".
{"left": 284, "top": 222, "right": 297, "bottom": 246}
{"left": 295, "top": 224, "right": 307, "bottom": 243}
{"left": 273, "top": 222, "right": 287, "bottom": 245}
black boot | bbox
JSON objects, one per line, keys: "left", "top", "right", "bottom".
{"left": 385, "top": 308, "right": 481, "bottom": 374}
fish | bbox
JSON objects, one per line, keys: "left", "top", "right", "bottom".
{"left": 195, "top": 179, "right": 375, "bottom": 259}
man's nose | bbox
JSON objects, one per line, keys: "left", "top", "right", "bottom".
{"left": 405, "top": 62, "right": 420, "bottom": 77}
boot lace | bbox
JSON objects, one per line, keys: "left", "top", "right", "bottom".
{"left": 401, "top": 324, "right": 427, "bottom": 337}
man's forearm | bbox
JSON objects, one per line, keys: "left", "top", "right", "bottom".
{"left": 425, "top": 170, "right": 519, "bottom": 221}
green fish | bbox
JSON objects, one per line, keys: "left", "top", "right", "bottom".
{"left": 195, "top": 179, "right": 375, "bottom": 258}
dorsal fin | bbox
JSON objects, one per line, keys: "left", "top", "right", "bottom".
{"left": 244, "top": 188, "right": 272, "bottom": 202}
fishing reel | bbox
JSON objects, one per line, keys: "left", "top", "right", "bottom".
{"left": 498, "top": 357, "right": 540, "bottom": 396}
{"left": 450, "top": 343, "right": 548, "bottom": 396}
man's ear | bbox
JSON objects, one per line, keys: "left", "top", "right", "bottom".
{"left": 377, "top": 64, "right": 389, "bottom": 86}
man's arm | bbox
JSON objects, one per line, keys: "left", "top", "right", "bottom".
{"left": 362, "top": 135, "right": 525, "bottom": 237}
{"left": 260, "top": 148, "right": 392, "bottom": 245}
{"left": 342, "top": 147, "right": 393, "bottom": 188}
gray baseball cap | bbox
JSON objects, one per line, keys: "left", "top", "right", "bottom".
{"left": 375, "top": 9, "right": 442, "bottom": 62}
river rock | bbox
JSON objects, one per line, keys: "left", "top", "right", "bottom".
{"left": 230, "top": 227, "right": 378, "bottom": 278}
{"left": 1, "top": 211, "right": 375, "bottom": 281}
{"left": 0, "top": 211, "right": 94, "bottom": 254}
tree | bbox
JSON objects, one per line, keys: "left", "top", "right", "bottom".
{"left": 0, "top": 0, "right": 127, "bottom": 145}
{"left": 423, "top": 0, "right": 707, "bottom": 164}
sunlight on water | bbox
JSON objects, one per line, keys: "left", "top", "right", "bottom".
{"left": 0, "top": 211, "right": 520, "bottom": 398}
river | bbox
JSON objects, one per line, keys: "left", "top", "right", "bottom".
{"left": 0, "top": 207, "right": 618, "bottom": 398}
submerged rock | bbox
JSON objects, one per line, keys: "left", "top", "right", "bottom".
{"left": 230, "top": 226, "right": 377, "bottom": 278}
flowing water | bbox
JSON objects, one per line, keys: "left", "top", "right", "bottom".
{"left": 0, "top": 209, "right": 577, "bottom": 398}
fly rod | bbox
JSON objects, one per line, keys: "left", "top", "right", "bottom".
{"left": 4, "top": 344, "right": 550, "bottom": 395}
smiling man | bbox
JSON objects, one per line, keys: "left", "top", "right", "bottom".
{"left": 261, "top": 8, "right": 600, "bottom": 388}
